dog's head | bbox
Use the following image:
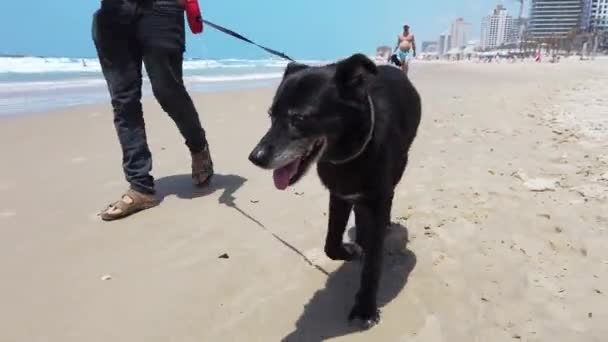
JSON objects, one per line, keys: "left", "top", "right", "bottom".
{"left": 248, "top": 53, "right": 378, "bottom": 190}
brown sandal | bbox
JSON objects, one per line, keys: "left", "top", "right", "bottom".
{"left": 192, "top": 145, "right": 214, "bottom": 187}
{"left": 99, "top": 189, "right": 158, "bottom": 221}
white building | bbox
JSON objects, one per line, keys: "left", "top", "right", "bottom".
{"left": 582, "top": 0, "right": 608, "bottom": 31}
{"left": 421, "top": 41, "right": 439, "bottom": 53}
{"left": 481, "top": 4, "right": 516, "bottom": 49}
{"left": 438, "top": 31, "right": 452, "bottom": 55}
{"left": 450, "top": 18, "right": 472, "bottom": 49}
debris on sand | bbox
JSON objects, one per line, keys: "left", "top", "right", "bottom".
{"left": 558, "top": 133, "right": 580, "bottom": 144}
{"left": 523, "top": 178, "right": 559, "bottom": 192}
{"left": 250, "top": 199, "right": 259, "bottom": 204}
{"left": 101, "top": 274, "right": 112, "bottom": 281}
{"left": 571, "top": 184, "right": 608, "bottom": 201}
{"left": 218, "top": 253, "right": 230, "bottom": 259}
{"left": 511, "top": 168, "right": 558, "bottom": 191}
{"left": 511, "top": 169, "right": 528, "bottom": 182}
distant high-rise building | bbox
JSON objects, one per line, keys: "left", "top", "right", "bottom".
{"left": 438, "top": 31, "right": 452, "bottom": 55}
{"left": 450, "top": 18, "right": 472, "bottom": 49}
{"left": 528, "top": 0, "right": 584, "bottom": 38}
{"left": 582, "top": 0, "right": 608, "bottom": 32}
{"left": 481, "top": 4, "right": 516, "bottom": 49}
{"left": 421, "top": 41, "right": 439, "bottom": 53}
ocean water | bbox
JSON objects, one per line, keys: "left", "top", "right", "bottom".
{"left": 0, "top": 56, "right": 327, "bottom": 116}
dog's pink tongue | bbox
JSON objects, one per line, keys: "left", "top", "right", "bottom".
{"left": 273, "top": 159, "right": 300, "bottom": 190}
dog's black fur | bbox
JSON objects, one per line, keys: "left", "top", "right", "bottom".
{"left": 248, "top": 53, "right": 421, "bottom": 329}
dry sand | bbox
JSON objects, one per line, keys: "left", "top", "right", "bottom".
{"left": 1, "top": 60, "right": 607, "bottom": 342}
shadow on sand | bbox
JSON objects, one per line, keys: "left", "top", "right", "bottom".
{"left": 155, "top": 173, "right": 247, "bottom": 203}
{"left": 156, "top": 174, "right": 325, "bottom": 272}
{"left": 283, "top": 222, "right": 416, "bottom": 342}
{"left": 155, "top": 173, "right": 268, "bottom": 227}
{"left": 155, "top": 174, "right": 415, "bottom": 341}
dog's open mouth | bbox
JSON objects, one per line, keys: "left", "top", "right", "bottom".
{"left": 273, "top": 138, "right": 325, "bottom": 190}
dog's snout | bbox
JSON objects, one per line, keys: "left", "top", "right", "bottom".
{"left": 249, "top": 145, "right": 272, "bottom": 168}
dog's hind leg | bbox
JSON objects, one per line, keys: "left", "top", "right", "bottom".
{"left": 348, "top": 197, "right": 391, "bottom": 329}
{"left": 324, "top": 194, "right": 362, "bottom": 261}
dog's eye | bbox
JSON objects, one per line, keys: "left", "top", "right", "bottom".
{"left": 290, "top": 114, "right": 306, "bottom": 125}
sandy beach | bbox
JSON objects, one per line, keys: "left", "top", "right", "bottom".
{"left": 1, "top": 60, "right": 607, "bottom": 341}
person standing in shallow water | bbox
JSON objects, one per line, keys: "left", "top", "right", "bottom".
{"left": 395, "top": 24, "right": 416, "bottom": 76}
{"left": 92, "top": 0, "right": 214, "bottom": 221}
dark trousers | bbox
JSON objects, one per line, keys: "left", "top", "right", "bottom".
{"left": 92, "top": 0, "right": 208, "bottom": 194}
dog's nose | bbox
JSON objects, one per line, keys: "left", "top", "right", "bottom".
{"left": 248, "top": 145, "right": 271, "bottom": 168}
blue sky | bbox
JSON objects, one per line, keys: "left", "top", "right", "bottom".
{"left": 0, "top": 0, "right": 524, "bottom": 59}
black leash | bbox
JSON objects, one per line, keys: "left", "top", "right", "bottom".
{"left": 195, "top": 20, "right": 333, "bottom": 275}
{"left": 202, "top": 19, "right": 295, "bottom": 62}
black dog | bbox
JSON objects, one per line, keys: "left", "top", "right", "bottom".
{"left": 248, "top": 53, "right": 421, "bottom": 328}
{"left": 390, "top": 53, "right": 403, "bottom": 67}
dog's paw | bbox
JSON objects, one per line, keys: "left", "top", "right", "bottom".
{"left": 354, "top": 236, "right": 366, "bottom": 253}
{"left": 342, "top": 243, "right": 363, "bottom": 261}
{"left": 348, "top": 304, "right": 381, "bottom": 330}
{"left": 325, "top": 243, "right": 363, "bottom": 261}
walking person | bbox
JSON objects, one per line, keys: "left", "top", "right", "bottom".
{"left": 92, "top": 0, "right": 213, "bottom": 221}
{"left": 395, "top": 24, "right": 416, "bottom": 75}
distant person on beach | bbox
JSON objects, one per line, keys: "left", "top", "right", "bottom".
{"left": 395, "top": 24, "right": 416, "bottom": 75}
{"left": 92, "top": 0, "right": 214, "bottom": 221}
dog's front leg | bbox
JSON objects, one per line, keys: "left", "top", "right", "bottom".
{"left": 354, "top": 209, "right": 367, "bottom": 252}
{"left": 348, "top": 197, "right": 390, "bottom": 329}
{"left": 324, "top": 194, "right": 362, "bottom": 261}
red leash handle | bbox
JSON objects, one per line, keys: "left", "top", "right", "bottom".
{"left": 185, "top": 0, "right": 203, "bottom": 34}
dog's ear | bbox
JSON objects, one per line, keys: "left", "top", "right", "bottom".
{"left": 283, "top": 62, "right": 309, "bottom": 77}
{"left": 334, "top": 53, "right": 378, "bottom": 94}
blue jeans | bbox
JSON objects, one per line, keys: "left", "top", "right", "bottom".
{"left": 92, "top": 0, "right": 208, "bottom": 194}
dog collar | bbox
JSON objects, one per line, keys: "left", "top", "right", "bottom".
{"left": 329, "top": 94, "right": 376, "bottom": 165}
